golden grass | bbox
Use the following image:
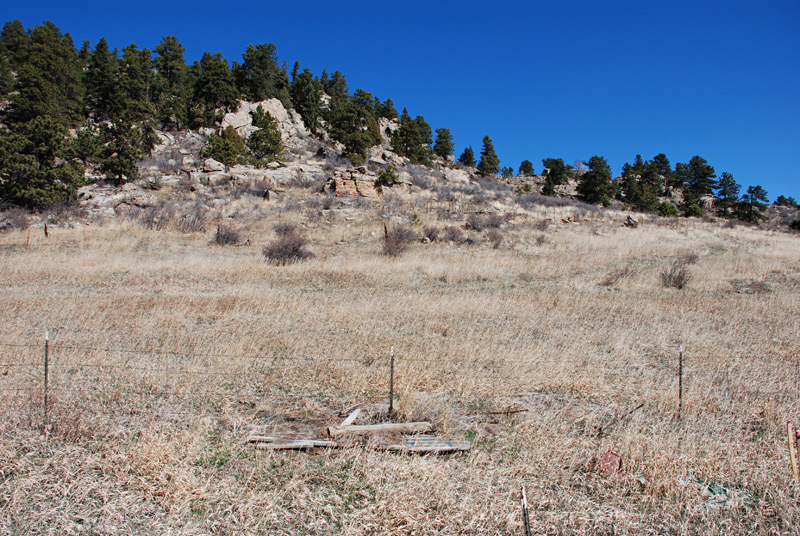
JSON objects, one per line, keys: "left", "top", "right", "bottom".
{"left": 1, "top": 203, "right": 799, "bottom": 534}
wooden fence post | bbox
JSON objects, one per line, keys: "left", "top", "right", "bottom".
{"left": 43, "top": 331, "right": 49, "bottom": 427}
{"left": 678, "top": 345, "right": 683, "bottom": 419}
{"left": 389, "top": 346, "right": 395, "bottom": 417}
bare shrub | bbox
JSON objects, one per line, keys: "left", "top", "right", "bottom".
{"left": 466, "top": 213, "right": 505, "bottom": 231}
{"left": 601, "top": 265, "right": 636, "bottom": 287}
{"left": 660, "top": 260, "right": 692, "bottom": 289}
{"left": 214, "top": 224, "right": 241, "bottom": 246}
{"left": 0, "top": 207, "right": 30, "bottom": 232}
{"left": 263, "top": 224, "right": 313, "bottom": 265}
{"left": 441, "top": 225, "right": 466, "bottom": 243}
{"left": 435, "top": 185, "right": 457, "bottom": 203}
{"left": 422, "top": 225, "right": 440, "bottom": 242}
{"left": 138, "top": 202, "right": 176, "bottom": 231}
{"left": 383, "top": 224, "right": 417, "bottom": 256}
{"left": 679, "top": 252, "right": 700, "bottom": 265}
{"left": 535, "top": 220, "right": 549, "bottom": 232}
{"left": 487, "top": 228, "right": 503, "bottom": 249}
{"left": 178, "top": 205, "right": 207, "bottom": 233}
{"left": 534, "top": 233, "right": 547, "bottom": 246}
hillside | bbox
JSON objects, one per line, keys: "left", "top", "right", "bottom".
{"left": 1, "top": 201, "right": 799, "bottom": 534}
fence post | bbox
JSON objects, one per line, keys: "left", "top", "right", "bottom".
{"left": 678, "top": 344, "right": 683, "bottom": 419}
{"left": 43, "top": 331, "right": 49, "bottom": 427}
{"left": 389, "top": 346, "right": 395, "bottom": 418}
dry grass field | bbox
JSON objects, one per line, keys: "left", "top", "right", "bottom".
{"left": 1, "top": 194, "right": 799, "bottom": 534}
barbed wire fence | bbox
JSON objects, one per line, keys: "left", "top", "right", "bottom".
{"left": 0, "top": 337, "right": 797, "bottom": 430}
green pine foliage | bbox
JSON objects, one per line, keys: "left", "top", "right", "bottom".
{"left": 290, "top": 68, "right": 323, "bottom": 133}
{"left": 477, "top": 135, "right": 500, "bottom": 176}
{"left": 518, "top": 160, "right": 534, "bottom": 176}
{"left": 433, "top": 128, "right": 454, "bottom": 159}
{"left": 541, "top": 158, "right": 571, "bottom": 185}
{"left": 577, "top": 155, "right": 615, "bottom": 205}
{"left": 200, "top": 125, "right": 246, "bottom": 166}
{"left": 458, "top": 146, "right": 476, "bottom": 167}
{"left": 391, "top": 109, "right": 434, "bottom": 165}
{"left": 247, "top": 106, "right": 283, "bottom": 162}
{"left": 775, "top": 195, "right": 798, "bottom": 208}
{"left": 738, "top": 185, "right": 769, "bottom": 223}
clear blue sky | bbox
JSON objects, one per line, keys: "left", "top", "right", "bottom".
{"left": 3, "top": 0, "right": 799, "bottom": 200}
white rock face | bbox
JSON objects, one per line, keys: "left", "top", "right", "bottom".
{"left": 204, "top": 158, "right": 226, "bottom": 172}
{"left": 444, "top": 168, "right": 471, "bottom": 184}
{"left": 221, "top": 99, "right": 311, "bottom": 151}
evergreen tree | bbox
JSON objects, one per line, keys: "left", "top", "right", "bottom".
{"left": 376, "top": 98, "right": 398, "bottom": 120}
{"left": 518, "top": 160, "right": 534, "bottom": 176}
{"left": 97, "top": 119, "right": 149, "bottom": 185}
{"left": 321, "top": 70, "right": 348, "bottom": 98}
{"left": 153, "top": 35, "right": 188, "bottom": 129}
{"left": 84, "top": 38, "right": 121, "bottom": 121}
{"left": 477, "top": 135, "right": 500, "bottom": 176}
{"left": 433, "top": 127, "right": 454, "bottom": 159}
{"left": 9, "top": 22, "right": 84, "bottom": 126}
{"left": 739, "top": 185, "right": 769, "bottom": 223}
{"left": 191, "top": 52, "right": 239, "bottom": 128}
{"left": 502, "top": 166, "right": 514, "bottom": 177}
{"left": 118, "top": 43, "right": 155, "bottom": 122}
{"left": 620, "top": 155, "right": 658, "bottom": 212}
{"left": 775, "top": 195, "right": 798, "bottom": 208}
{"left": 577, "top": 155, "right": 615, "bottom": 205}
{"left": 0, "top": 116, "right": 84, "bottom": 208}
{"left": 541, "top": 158, "right": 571, "bottom": 185}
{"left": 247, "top": 105, "right": 283, "bottom": 161}
{"left": 714, "top": 171, "right": 740, "bottom": 218}
{"left": 391, "top": 109, "right": 433, "bottom": 164}
{"left": 239, "top": 43, "right": 290, "bottom": 106}
{"left": 679, "top": 155, "right": 717, "bottom": 199}
{"left": 647, "top": 153, "right": 674, "bottom": 192}
{"left": 326, "top": 93, "right": 381, "bottom": 164}
{"left": 458, "top": 146, "right": 475, "bottom": 167}
{"left": 1, "top": 20, "right": 28, "bottom": 72}
{"left": 290, "top": 68, "right": 322, "bottom": 133}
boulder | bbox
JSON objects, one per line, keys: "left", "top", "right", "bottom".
{"left": 324, "top": 169, "right": 381, "bottom": 199}
{"left": 204, "top": 158, "right": 226, "bottom": 172}
{"left": 444, "top": 168, "right": 471, "bottom": 184}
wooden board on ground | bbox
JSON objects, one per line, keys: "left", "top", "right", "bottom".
{"left": 378, "top": 436, "right": 471, "bottom": 454}
{"left": 327, "top": 421, "right": 432, "bottom": 438}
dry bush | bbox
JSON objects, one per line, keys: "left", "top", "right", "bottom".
{"left": 138, "top": 202, "right": 175, "bottom": 231}
{"left": 679, "top": 251, "right": 700, "bottom": 264}
{"left": 600, "top": 264, "right": 636, "bottom": 286}
{"left": 214, "top": 224, "right": 241, "bottom": 246}
{"left": 263, "top": 223, "right": 313, "bottom": 264}
{"left": 486, "top": 228, "right": 503, "bottom": 249}
{"left": 177, "top": 205, "right": 207, "bottom": 233}
{"left": 441, "top": 225, "right": 466, "bottom": 243}
{"left": 466, "top": 213, "right": 505, "bottom": 231}
{"left": 383, "top": 224, "right": 417, "bottom": 256}
{"left": 660, "top": 259, "right": 692, "bottom": 289}
{"left": 0, "top": 207, "right": 30, "bottom": 232}
{"left": 422, "top": 225, "right": 440, "bottom": 242}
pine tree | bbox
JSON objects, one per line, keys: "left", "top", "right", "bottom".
{"left": 84, "top": 38, "right": 121, "bottom": 121}
{"left": 376, "top": 98, "right": 398, "bottom": 120}
{"left": 10, "top": 22, "right": 84, "bottom": 126}
{"left": 477, "top": 135, "right": 500, "bottom": 176}
{"left": 153, "top": 36, "right": 188, "bottom": 129}
{"left": 714, "top": 172, "right": 740, "bottom": 218}
{"left": 740, "top": 185, "right": 769, "bottom": 223}
{"left": 518, "top": 160, "right": 534, "bottom": 176}
{"left": 239, "top": 43, "right": 289, "bottom": 106}
{"left": 433, "top": 128, "right": 454, "bottom": 159}
{"left": 247, "top": 105, "right": 283, "bottom": 161}
{"left": 541, "top": 158, "right": 571, "bottom": 185}
{"left": 391, "top": 109, "right": 433, "bottom": 164}
{"left": 458, "top": 146, "right": 475, "bottom": 167}
{"left": 577, "top": 155, "right": 615, "bottom": 205}
{"left": 191, "top": 52, "right": 239, "bottom": 128}
{"left": 290, "top": 68, "right": 322, "bottom": 133}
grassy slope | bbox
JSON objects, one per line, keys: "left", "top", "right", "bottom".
{"left": 1, "top": 199, "right": 799, "bottom": 534}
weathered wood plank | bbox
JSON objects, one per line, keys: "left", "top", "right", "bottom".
{"left": 327, "top": 421, "right": 432, "bottom": 438}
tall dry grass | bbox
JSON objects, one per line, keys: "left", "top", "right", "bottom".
{"left": 1, "top": 204, "right": 799, "bottom": 534}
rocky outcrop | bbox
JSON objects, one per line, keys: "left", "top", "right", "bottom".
{"left": 221, "top": 99, "right": 310, "bottom": 151}
{"left": 78, "top": 182, "right": 158, "bottom": 218}
{"left": 324, "top": 169, "right": 381, "bottom": 199}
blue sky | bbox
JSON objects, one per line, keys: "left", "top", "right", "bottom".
{"left": 3, "top": 0, "right": 799, "bottom": 200}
